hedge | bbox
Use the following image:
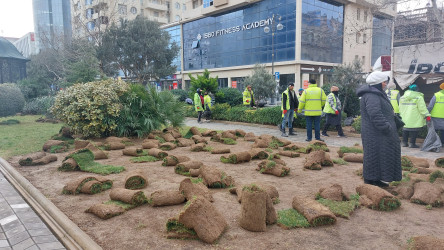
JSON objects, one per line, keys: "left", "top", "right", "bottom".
{"left": 0, "top": 83, "right": 25, "bottom": 117}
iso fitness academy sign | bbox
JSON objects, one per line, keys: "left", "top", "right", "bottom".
{"left": 202, "top": 17, "right": 273, "bottom": 39}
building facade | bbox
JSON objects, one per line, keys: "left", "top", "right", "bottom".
{"left": 163, "top": 0, "right": 395, "bottom": 92}
{"left": 0, "top": 38, "right": 29, "bottom": 84}
{"left": 13, "top": 33, "right": 38, "bottom": 58}
{"left": 33, "top": 0, "right": 72, "bottom": 52}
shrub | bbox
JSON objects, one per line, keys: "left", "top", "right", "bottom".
{"left": 188, "top": 69, "right": 218, "bottom": 94}
{"left": 0, "top": 83, "right": 25, "bottom": 117}
{"left": 116, "top": 85, "right": 186, "bottom": 137}
{"left": 51, "top": 79, "right": 129, "bottom": 138}
{"left": 170, "top": 89, "right": 188, "bottom": 102}
{"left": 22, "top": 96, "right": 55, "bottom": 115}
{"left": 215, "top": 88, "right": 243, "bottom": 106}
{"left": 352, "top": 116, "right": 361, "bottom": 133}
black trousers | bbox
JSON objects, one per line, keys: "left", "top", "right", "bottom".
{"left": 197, "top": 111, "right": 203, "bottom": 122}
{"left": 322, "top": 123, "right": 344, "bottom": 136}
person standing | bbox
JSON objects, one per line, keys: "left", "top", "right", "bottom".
{"left": 203, "top": 91, "right": 212, "bottom": 122}
{"left": 399, "top": 84, "right": 430, "bottom": 148}
{"left": 194, "top": 88, "right": 205, "bottom": 123}
{"left": 243, "top": 85, "right": 255, "bottom": 107}
{"left": 322, "top": 86, "right": 346, "bottom": 137}
{"left": 297, "top": 79, "right": 326, "bottom": 142}
{"left": 427, "top": 82, "right": 444, "bottom": 144}
{"left": 386, "top": 88, "right": 400, "bottom": 114}
{"left": 356, "top": 71, "right": 401, "bottom": 187}
{"left": 280, "top": 83, "right": 299, "bottom": 137}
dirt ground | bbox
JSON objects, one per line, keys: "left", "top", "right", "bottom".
{"left": 8, "top": 136, "right": 444, "bottom": 250}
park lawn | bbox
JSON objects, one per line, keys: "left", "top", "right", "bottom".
{"left": 0, "top": 115, "right": 63, "bottom": 160}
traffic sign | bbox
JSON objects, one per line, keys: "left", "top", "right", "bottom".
{"left": 275, "top": 72, "right": 280, "bottom": 80}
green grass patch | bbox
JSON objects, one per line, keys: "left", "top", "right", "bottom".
{"left": 316, "top": 198, "right": 359, "bottom": 219}
{"left": 273, "top": 198, "right": 280, "bottom": 204}
{"left": 69, "top": 149, "right": 125, "bottom": 175}
{"left": 203, "top": 146, "right": 213, "bottom": 152}
{"left": 190, "top": 177, "right": 203, "bottom": 184}
{"left": 0, "top": 115, "right": 63, "bottom": 159}
{"left": 401, "top": 156, "right": 414, "bottom": 171}
{"left": 50, "top": 134, "right": 75, "bottom": 144}
{"left": 429, "top": 170, "right": 444, "bottom": 183}
{"left": 338, "top": 146, "right": 363, "bottom": 155}
{"left": 376, "top": 198, "right": 401, "bottom": 211}
{"left": 174, "top": 165, "right": 191, "bottom": 176}
{"left": 277, "top": 209, "right": 310, "bottom": 229}
{"left": 436, "top": 158, "right": 444, "bottom": 168}
{"left": 0, "top": 119, "right": 20, "bottom": 125}
{"left": 306, "top": 144, "right": 330, "bottom": 152}
{"left": 104, "top": 200, "right": 136, "bottom": 210}
{"left": 265, "top": 148, "right": 273, "bottom": 153}
{"left": 130, "top": 155, "right": 159, "bottom": 163}
{"left": 166, "top": 218, "right": 197, "bottom": 239}
{"left": 312, "top": 217, "right": 336, "bottom": 227}
{"left": 155, "top": 136, "right": 166, "bottom": 143}
{"left": 221, "top": 138, "right": 237, "bottom": 145}
{"left": 332, "top": 158, "right": 348, "bottom": 165}
{"left": 50, "top": 145, "right": 67, "bottom": 153}
{"left": 220, "top": 154, "right": 237, "bottom": 164}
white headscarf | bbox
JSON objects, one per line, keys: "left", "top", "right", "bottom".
{"left": 366, "top": 71, "right": 390, "bottom": 85}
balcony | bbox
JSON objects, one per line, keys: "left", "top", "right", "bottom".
{"left": 147, "top": 16, "right": 168, "bottom": 24}
{"left": 201, "top": 0, "right": 261, "bottom": 16}
{"left": 144, "top": 2, "right": 168, "bottom": 11}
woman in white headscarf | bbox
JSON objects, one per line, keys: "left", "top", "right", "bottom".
{"left": 356, "top": 71, "right": 402, "bottom": 187}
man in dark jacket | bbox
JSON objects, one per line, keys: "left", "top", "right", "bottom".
{"left": 356, "top": 71, "right": 402, "bottom": 187}
{"left": 280, "top": 83, "right": 299, "bottom": 137}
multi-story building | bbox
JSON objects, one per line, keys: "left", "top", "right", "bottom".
{"left": 161, "top": 0, "right": 395, "bottom": 92}
{"left": 33, "top": 0, "right": 72, "bottom": 52}
{"left": 71, "top": 0, "right": 186, "bottom": 40}
{"left": 13, "top": 33, "right": 38, "bottom": 58}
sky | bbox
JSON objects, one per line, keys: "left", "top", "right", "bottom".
{"left": 0, "top": 0, "right": 443, "bottom": 38}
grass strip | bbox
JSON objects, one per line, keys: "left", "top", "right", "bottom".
{"left": 429, "top": 170, "right": 444, "bottom": 183}
{"left": 316, "top": 198, "right": 359, "bottom": 219}
{"left": 332, "top": 158, "right": 348, "bottom": 165}
{"left": 277, "top": 209, "right": 310, "bottom": 229}
{"left": 70, "top": 149, "right": 125, "bottom": 175}
{"left": 104, "top": 200, "right": 136, "bottom": 211}
{"left": 221, "top": 138, "right": 237, "bottom": 145}
{"left": 130, "top": 155, "right": 159, "bottom": 163}
{"left": 401, "top": 156, "right": 414, "bottom": 171}
{"left": 338, "top": 146, "right": 363, "bottom": 155}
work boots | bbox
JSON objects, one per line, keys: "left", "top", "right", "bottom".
{"left": 289, "top": 128, "right": 296, "bottom": 136}
{"left": 402, "top": 131, "right": 409, "bottom": 147}
{"left": 409, "top": 131, "right": 419, "bottom": 148}
{"left": 281, "top": 128, "right": 288, "bottom": 137}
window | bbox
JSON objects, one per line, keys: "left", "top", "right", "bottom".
{"left": 364, "top": 10, "right": 368, "bottom": 22}
{"left": 203, "top": 0, "right": 213, "bottom": 8}
{"left": 118, "top": 4, "right": 127, "bottom": 15}
{"left": 362, "top": 56, "right": 365, "bottom": 65}
{"left": 85, "top": 0, "right": 93, "bottom": 6}
{"left": 166, "top": 1, "right": 170, "bottom": 9}
{"left": 153, "top": 11, "right": 159, "bottom": 17}
{"left": 87, "top": 21, "right": 95, "bottom": 31}
{"left": 363, "top": 33, "right": 367, "bottom": 43}
{"left": 130, "top": 7, "right": 137, "bottom": 14}
{"left": 357, "top": 8, "right": 360, "bottom": 20}
{"left": 175, "top": 2, "right": 180, "bottom": 9}
{"left": 86, "top": 8, "right": 94, "bottom": 19}
{"left": 183, "top": 4, "right": 186, "bottom": 10}
{"left": 175, "top": 15, "right": 180, "bottom": 21}
{"left": 356, "top": 33, "right": 360, "bottom": 43}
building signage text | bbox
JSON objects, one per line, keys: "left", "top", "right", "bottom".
{"left": 203, "top": 18, "right": 273, "bottom": 39}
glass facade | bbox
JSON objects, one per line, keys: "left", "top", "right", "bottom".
{"left": 371, "top": 16, "right": 392, "bottom": 66}
{"left": 33, "top": 0, "right": 72, "bottom": 50}
{"left": 183, "top": 0, "right": 296, "bottom": 71}
{"left": 165, "top": 25, "right": 182, "bottom": 72}
{"left": 301, "top": 0, "right": 343, "bottom": 63}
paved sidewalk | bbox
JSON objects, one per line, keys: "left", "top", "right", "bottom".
{"left": 185, "top": 118, "right": 442, "bottom": 160}
{"left": 0, "top": 172, "right": 65, "bottom": 250}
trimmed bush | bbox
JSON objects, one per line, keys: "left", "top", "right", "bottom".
{"left": 0, "top": 83, "right": 25, "bottom": 117}
{"left": 51, "top": 79, "right": 129, "bottom": 138}
{"left": 22, "top": 96, "right": 55, "bottom": 115}
{"left": 215, "top": 88, "right": 243, "bottom": 106}
{"left": 170, "top": 89, "right": 188, "bottom": 102}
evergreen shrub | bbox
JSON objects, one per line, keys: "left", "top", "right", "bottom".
{"left": 170, "top": 89, "right": 188, "bottom": 102}
{"left": 0, "top": 83, "right": 25, "bottom": 117}
{"left": 22, "top": 96, "right": 55, "bottom": 115}
{"left": 215, "top": 88, "right": 243, "bottom": 106}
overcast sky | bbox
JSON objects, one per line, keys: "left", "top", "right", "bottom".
{"left": 0, "top": 0, "right": 443, "bottom": 38}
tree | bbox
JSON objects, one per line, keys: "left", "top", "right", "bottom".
{"left": 188, "top": 69, "right": 219, "bottom": 94}
{"left": 97, "top": 17, "right": 179, "bottom": 83}
{"left": 242, "top": 64, "right": 276, "bottom": 104}
{"left": 323, "top": 59, "right": 365, "bottom": 117}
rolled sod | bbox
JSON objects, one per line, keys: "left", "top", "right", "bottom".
{"left": 410, "top": 182, "right": 443, "bottom": 207}
{"left": 162, "top": 155, "right": 190, "bottom": 166}
{"left": 95, "top": 176, "right": 113, "bottom": 191}
{"left": 318, "top": 184, "right": 346, "bottom": 202}
{"left": 166, "top": 218, "right": 198, "bottom": 240}
{"left": 249, "top": 149, "right": 270, "bottom": 160}
{"left": 59, "top": 158, "right": 79, "bottom": 172}
{"left": 63, "top": 176, "right": 98, "bottom": 195}
{"left": 202, "top": 130, "right": 217, "bottom": 137}
{"left": 220, "top": 151, "right": 252, "bottom": 164}
{"left": 150, "top": 190, "right": 185, "bottom": 207}
{"left": 190, "top": 143, "right": 206, "bottom": 152}
{"left": 252, "top": 139, "right": 269, "bottom": 148}
{"left": 161, "top": 133, "right": 176, "bottom": 142}
{"left": 283, "top": 143, "right": 303, "bottom": 151}
{"left": 211, "top": 148, "right": 231, "bottom": 154}
{"left": 109, "top": 188, "right": 148, "bottom": 205}
{"left": 104, "top": 141, "right": 125, "bottom": 150}
{"left": 356, "top": 184, "right": 401, "bottom": 211}
{"left": 42, "top": 140, "right": 67, "bottom": 152}
{"left": 304, "top": 150, "right": 326, "bottom": 170}
{"left": 278, "top": 150, "right": 300, "bottom": 158}
{"left": 240, "top": 185, "right": 267, "bottom": 232}
{"left": 235, "top": 129, "right": 246, "bottom": 137}
{"left": 25, "top": 154, "right": 57, "bottom": 166}
{"left": 292, "top": 195, "right": 336, "bottom": 226}
{"left": 85, "top": 143, "right": 108, "bottom": 160}
{"left": 337, "top": 146, "right": 363, "bottom": 158}
{"left": 122, "top": 148, "right": 145, "bottom": 157}
{"left": 189, "top": 126, "right": 202, "bottom": 136}
{"left": 85, "top": 203, "right": 125, "bottom": 220}
{"left": 124, "top": 170, "right": 148, "bottom": 190}
{"left": 163, "top": 127, "right": 182, "bottom": 138}
{"left": 178, "top": 196, "right": 227, "bottom": 244}
{"left": 179, "top": 178, "right": 214, "bottom": 202}
{"left": 148, "top": 148, "right": 168, "bottom": 159}
{"left": 160, "top": 142, "right": 177, "bottom": 151}
{"left": 74, "top": 140, "right": 90, "bottom": 150}
{"left": 176, "top": 138, "right": 194, "bottom": 147}
{"left": 142, "top": 139, "right": 159, "bottom": 149}
{"left": 231, "top": 182, "right": 279, "bottom": 204}
{"left": 435, "top": 157, "right": 444, "bottom": 168}
{"left": 221, "top": 131, "right": 237, "bottom": 140}
{"left": 189, "top": 169, "right": 200, "bottom": 177}
{"left": 200, "top": 165, "right": 234, "bottom": 188}
{"left": 80, "top": 180, "right": 103, "bottom": 194}
{"left": 257, "top": 161, "right": 290, "bottom": 177}
{"left": 18, "top": 152, "right": 46, "bottom": 166}
{"left": 66, "top": 149, "right": 125, "bottom": 175}
{"left": 191, "top": 135, "right": 208, "bottom": 144}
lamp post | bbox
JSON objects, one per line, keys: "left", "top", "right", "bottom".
{"left": 264, "top": 14, "right": 283, "bottom": 105}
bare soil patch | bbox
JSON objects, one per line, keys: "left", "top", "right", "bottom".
{"left": 9, "top": 137, "right": 444, "bottom": 250}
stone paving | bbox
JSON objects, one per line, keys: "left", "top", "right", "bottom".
{"left": 0, "top": 172, "right": 65, "bottom": 250}
{"left": 185, "top": 118, "right": 442, "bottom": 160}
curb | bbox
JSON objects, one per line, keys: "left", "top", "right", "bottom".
{"left": 0, "top": 157, "right": 102, "bottom": 250}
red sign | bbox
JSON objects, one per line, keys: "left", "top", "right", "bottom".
{"left": 173, "top": 82, "right": 178, "bottom": 89}
{"left": 381, "top": 55, "right": 391, "bottom": 71}
{"left": 232, "top": 81, "right": 237, "bottom": 88}
{"left": 303, "top": 80, "right": 309, "bottom": 89}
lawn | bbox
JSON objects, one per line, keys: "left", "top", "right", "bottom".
{"left": 0, "top": 115, "right": 63, "bottom": 160}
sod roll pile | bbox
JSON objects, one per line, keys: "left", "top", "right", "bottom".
{"left": 124, "top": 170, "right": 148, "bottom": 190}
{"left": 179, "top": 178, "right": 214, "bottom": 202}
{"left": 356, "top": 184, "right": 401, "bottom": 211}
{"left": 109, "top": 188, "right": 147, "bottom": 205}
{"left": 150, "top": 190, "right": 185, "bottom": 207}
{"left": 19, "top": 153, "right": 57, "bottom": 166}
{"left": 292, "top": 195, "right": 336, "bottom": 226}
{"left": 86, "top": 204, "right": 125, "bottom": 220}
{"left": 220, "top": 151, "right": 252, "bottom": 164}
{"left": 162, "top": 155, "right": 190, "bottom": 166}
{"left": 177, "top": 196, "right": 227, "bottom": 244}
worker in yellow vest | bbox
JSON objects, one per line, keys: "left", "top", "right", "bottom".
{"left": 322, "top": 86, "right": 346, "bottom": 138}
{"left": 243, "top": 85, "right": 255, "bottom": 107}
{"left": 203, "top": 91, "right": 212, "bottom": 122}
{"left": 297, "top": 79, "right": 327, "bottom": 142}
{"left": 427, "top": 82, "right": 444, "bottom": 144}
{"left": 279, "top": 83, "right": 299, "bottom": 137}
{"left": 386, "top": 88, "right": 400, "bottom": 114}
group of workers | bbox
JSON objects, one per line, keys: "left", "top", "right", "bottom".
{"left": 193, "top": 88, "right": 212, "bottom": 123}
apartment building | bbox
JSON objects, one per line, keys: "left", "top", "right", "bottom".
{"left": 161, "top": 0, "right": 395, "bottom": 91}
{"left": 71, "top": 0, "right": 186, "bottom": 39}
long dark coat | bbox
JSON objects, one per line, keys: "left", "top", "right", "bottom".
{"left": 356, "top": 85, "right": 402, "bottom": 182}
